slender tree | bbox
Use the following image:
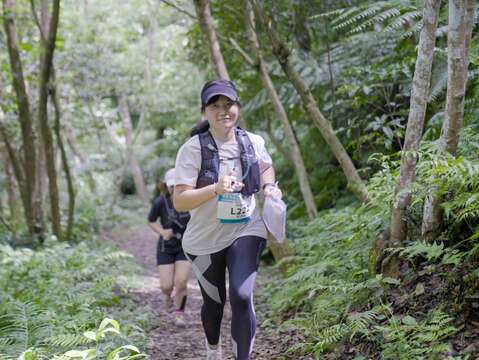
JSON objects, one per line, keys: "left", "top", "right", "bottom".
{"left": 2, "top": 0, "right": 37, "bottom": 237}
{"left": 37, "top": 0, "right": 62, "bottom": 239}
{"left": 193, "top": 0, "right": 247, "bottom": 128}
{"left": 251, "top": 0, "right": 369, "bottom": 203}
{"left": 118, "top": 95, "right": 149, "bottom": 205}
{"left": 437, "top": 0, "right": 475, "bottom": 156}
{"left": 421, "top": 0, "right": 475, "bottom": 240}
{"left": 31, "top": 0, "right": 76, "bottom": 240}
{"left": 51, "top": 77, "right": 75, "bottom": 241}
{"left": 390, "top": 0, "right": 441, "bottom": 245}
{"left": 193, "top": 0, "right": 230, "bottom": 80}
{"left": 30, "top": 0, "right": 51, "bottom": 238}
{"left": 243, "top": 0, "right": 317, "bottom": 219}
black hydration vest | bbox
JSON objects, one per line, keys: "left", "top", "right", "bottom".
{"left": 195, "top": 127, "right": 261, "bottom": 196}
{"left": 157, "top": 194, "right": 190, "bottom": 253}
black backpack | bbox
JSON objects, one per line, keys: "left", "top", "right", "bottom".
{"left": 191, "top": 121, "right": 261, "bottom": 196}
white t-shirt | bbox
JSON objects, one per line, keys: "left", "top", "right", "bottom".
{"left": 175, "top": 131, "right": 272, "bottom": 255}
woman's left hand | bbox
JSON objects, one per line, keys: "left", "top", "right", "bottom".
{"left": 264, "top": 184, "right": 282, "bottom": 199}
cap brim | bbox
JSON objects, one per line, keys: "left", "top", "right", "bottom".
{"left": 202, "top": 85, "right": 238, "bottom": 104}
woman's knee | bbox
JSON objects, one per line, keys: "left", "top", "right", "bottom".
{"left": 174, "top": 278, "right": 188, "bottom": 292}
{"left": 160, "top": 282, "right": 174, "bottom": 294}
{"left": 230, "top": 287, "right": 252, "bottom": 309}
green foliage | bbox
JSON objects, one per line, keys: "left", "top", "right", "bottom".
{"left": 0, "top": 301, "right": 51, "bottom": 354}
{"left": 263, "top": 166, "right": 392, "bottom": 354}
{"left": 376, "top": 310, "right": 457, "bottom": 359}
{"left": 265, "top": 127, "right": 479, "bottom": 357}
{"left": 54, "top": 318, "right": 146, "bottom": 360}
{"left": 407, "top": 128, "right": 479, "bottom": 242}
{"left": 310, "top": 307, "right": 384, "bottom": 353}
{"left": 0, "top": 239, "right": 151, "bottom": 358}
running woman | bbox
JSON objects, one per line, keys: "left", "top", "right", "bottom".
{"left": 173, "top": 79, "right": 282, "bottom": 360}
{"left": 148, "top": 168, "right": 191, "bottom": 326}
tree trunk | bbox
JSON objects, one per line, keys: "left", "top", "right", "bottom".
{"left": 40, "top": 0, "right": 49, "bottom": 34}
{"left": 37, "top": 0, "right": 61, "bottom": 239}
{"left": 2, "top": 145, "right": 19, "bottom": 233}
{"left": 245, "top": 0, "right": 317, "bottom": 220}
{"left": 390, "top": 0, "right": 441, "bottom": 246}
{"left": 267, "top": 234, "right": 295, "bottom": 266}
{"left": 2, "top": 0, "right": 37, "bottom": 237}
{"left": 51, "top": 73, "right": 75, "bottom": 241}
{"left": 29, "top": 0, "right": 51, "bottom": 237}
{"left": 251, "top": 0, "right": 369, "bottom": 203}
{"left": 0, "top": 123, "right": 32, "bottom": 240}
{"left": 193, "top": 0, "right": 230, "bottom": 80}
{"left": 193, "top": 0, "right": 247, "bottom": 128}
{"left": 437, "top": 0, "right": 472, "bottom": 156}
{"left": 33, "top": 137, "right": 47, "bottom": 235}
{"left": 118, "top": 95, "right": 148, "bottom": 205}
{"left": 421, "top": 0, "right": 474, "bottom": 241}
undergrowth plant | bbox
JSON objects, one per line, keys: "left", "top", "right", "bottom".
{"left": 265, "top": 126, "right": 479, "bottom": 358}
{"left": 0, "top": 237, "right": 153, "bottom": 359}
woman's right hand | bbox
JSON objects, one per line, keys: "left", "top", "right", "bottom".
{"left": 215, "top": 171, "right": 244, "bottom": 195}
{"left": 161, "top": 228, "right": 174, "bottom": 240}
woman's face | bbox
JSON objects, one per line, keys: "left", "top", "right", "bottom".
{"left": 203, "top": 95, "right": 239, "bottom": 133}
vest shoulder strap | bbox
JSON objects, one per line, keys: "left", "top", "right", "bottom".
{"left": 196, "top": 131, "right": 219, "bottom": 188}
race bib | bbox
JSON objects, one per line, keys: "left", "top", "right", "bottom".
{"left": 217, "top": 193, "right": 255, "bottom": 223}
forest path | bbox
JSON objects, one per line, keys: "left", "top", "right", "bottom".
{"left": 103, "top": 225, "right": 299, "bottom": 360}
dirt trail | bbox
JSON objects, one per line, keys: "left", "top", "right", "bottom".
{"left": 104, "top": 225, "right": 301, "bottom": 360}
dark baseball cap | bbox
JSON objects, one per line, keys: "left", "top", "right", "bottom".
{"left": 201, "top": 79, "right": 239, "bottom": 105}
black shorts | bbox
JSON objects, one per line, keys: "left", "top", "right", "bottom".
{"left": 157, "top": 241, "right": 187, "bottom": 265}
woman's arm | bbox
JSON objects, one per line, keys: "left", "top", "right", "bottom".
{"left": 173, "top": 184, "right": 217, "bottom": 211}
{"left": 261, "top": 166, "right": 275, "bottom": 186}
{"left": 148, "top": 222, "right": 173, "bottom": 240}
{"left": 173, "top": 172, "right": 244, "bottom": 211}
{"left": 261, "top": 166, "right": 282, "bottom": 199}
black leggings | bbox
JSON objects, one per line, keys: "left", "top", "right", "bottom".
{"left": 185, "top": 236, "right": 266, "bottom": 360}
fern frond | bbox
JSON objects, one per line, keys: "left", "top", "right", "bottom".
{"left": 400, "top": 20, "right": 423, "bottom": 39}
{"left": 44, "top": 334, "right": 93, "bottom": 348}
{"left": 347, "top": 309, "right": 382, "bottom": 339}
{"left": 348, "top": 8, "right": 402, "bottom": 35}
{"left": 287, "top": 261, "right": 332, "bottom": 282}
{"left": 384, "top": 10, "right": 422, "bottom": 32}
{"left": 0, "top": 301, "right": 51, "bottom": 354}
{"left": 328, "top": 7, "right": 363, "bottom": 28}
{"left": 333, "top": 4, "right": 385, "bottom": 31}
{"left": 398, "top": 242, "right": 445, "bottom": 262}
{"left": 0, "top": 337, "right": 13, "bottom": 347}
{"left": 312, "top": 323, "right": 348, "bottom": 353}
{"left": 310, "top": 8, "right": 345, "bottom": 20}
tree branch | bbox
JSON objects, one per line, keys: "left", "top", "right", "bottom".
{"left": 229, "top": 37, "right": 255, "bottom": 67}
{"left": 158, "top": 0, "right": 196, "bottom": 19}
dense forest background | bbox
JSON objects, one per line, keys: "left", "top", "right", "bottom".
{"left": 1, "top": 0, "right": 478, "bottom": 359}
